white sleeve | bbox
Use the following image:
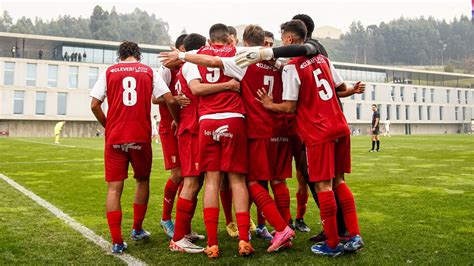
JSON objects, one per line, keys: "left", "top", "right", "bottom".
{"left": 158, "top": 66, "right": 172, "bottom": 87}
{"left": 153, "top": 70, "right": 171, "bottom": 98}
{"left": 90, "top": 70, "right": 107, "bottom": 101}
{"left": 282, "top": 64, "right": 301, "bottom": 101}
{"left": 221, "top": 57, "right": 247, "bottom": 81}
{"left": 328, "top": 60, "right": 344, "bottom": 87}
{"left": 182, "top": 63, "right": 202, "bottom": 84}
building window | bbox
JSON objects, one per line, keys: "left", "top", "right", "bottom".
{"left": 418, "top": 106, "right": 423, "bottom": 120}
{"left": 390, "top": 86, "right": 395, "bottom": 101}
{"left": 386, "top": 105, "right": 391, "bottom": 120}
{"left": 400, "top": 87, "right": 404, "bottom": 102}
{"left": 413, "top": 88, "right": 417, "bottom": 102}
{"left": 26, "top": 63, "right": 37, "bottom": 86}
{"left": 356, "top": 104, "right": 361, "bottom": 120}
{"left": 89, "top": 67, "right": 99, "bottom": 89}
{"left": 48, "top": 65, "right": 58, "bottom": 88}
{"left": 462, "top": 107, "right": 466, "bottom": 121}
{"left": 361, "top": 89, "right": 365, "bottom": 101}
{"left": 57, "top": 92, "right": 67, "bottom": 115}
{"left": 13, "top": 90, "right": 24, "bottom": 114}
{"left": 396, "top": 105, "right": 400, "bottom": 120}
{"left": 4, "top": 62, "right": 15, "bottom": 85}
{"left": 405, "top": 105, "right": 409, "bottom": 120}
{"left": 457, "top": 90, "right": 461, "bottom": 104}
{"left": 371, "top": 85, "right": 376, "bottom": 101}
{"left": 446, "top": 90, "right": 450, "bottom": 103}
{"left": 455, "top": 107, "right": 459, "bottom": 121}
{"left": 36, "top": 91, "right": 47, "bottom": 115}
{"left": 427, "top": 106, "right": 431, "bottom": 121}
{"left": 465, "top": 91, "right": 469, "bottom": 104}
{"left": 69, "top": 66, "right": 79, "bottom": 88}
{"left": 430, "top": 89, "right": 435, "bottom": 103}
{"left": 422, "top": 88, "right": 426, "bottom": 103}
{"left": 439, "top": 106, "right": 443, "bottom": 120}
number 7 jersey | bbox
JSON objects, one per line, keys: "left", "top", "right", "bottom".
{"left": 282, "top": 54, "right": 350, "bottom": 146}
{"left": 90, "top": 61, "right": 171, "bottom": 145}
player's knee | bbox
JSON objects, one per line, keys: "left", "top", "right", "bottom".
{"left": 314, "top": 180, "right": 332, "bottom": 193}
{"left": 170, "top": 167, "right": 182, "bottom": 182}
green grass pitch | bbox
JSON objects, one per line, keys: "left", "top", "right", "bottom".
{"left": 0, "top": 135, "right": 473, "bottom": 264}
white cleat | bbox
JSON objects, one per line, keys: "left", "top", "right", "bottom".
{"left": 169, "top": 238, "right": 204, "bottom": 253}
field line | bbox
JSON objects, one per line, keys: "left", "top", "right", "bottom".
{"left": 1, "top": 159, "right": 101, "bottom": 165}
{"left": 13, "top": 139, "right": 78, "bottom": 148}
{"left": 0, "top": 173, "right": 147, "bottom": 266}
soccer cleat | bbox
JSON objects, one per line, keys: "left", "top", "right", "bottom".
{"left": 376, "top": 149, "right": 380, "bottom": 152}
{"left": 343, "top": 235, "right": 364, "bottom": 252}
{"left": 204, "top": 245, "right": 219, "bottom": 259}
{"left": 130, "top": 229, "right": 151, "bottom": 241}
{"left": 238, "top": 240, "right": 255, "bottom": 256}
{"left": 281, "top": 240, "right": 293, "bottom": 249}
{"left": 309, "top": 230, "right": 326, "bottom": 243}
{"left": 256, "top": 225, "right": 273, "bottom": 241}
{"left": 295, "top": 218, "right": 311, "bottom": 233}
{"left": 185, "top": 231, "right": 205, "bottom": 242}
{"left": 267, "top": 226, "right": 295, "bottom": 252}
{"left": 169, "top": 238, "right": 204, "bottom": 253}
{"left": 311, "top": 242, "right": 344, "bottom": 257}
{"left": 288, "top": 219, "right": 296, "bottom": 230}
{"left": 160, "top": 220, "right": 175, "bottom": 239}
{"left": 226, "top": 222, "right": 239, "bottom": 238}
{"left": 369, "top": 149, "right": 375, "bottom": 152}
{"left": 111, "top": 242, "right": 128, "bottom": 254}
{"left": 249, "top": 218, "right": 257, "bottom": 232}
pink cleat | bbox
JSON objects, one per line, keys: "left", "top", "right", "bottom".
{"left": 267, "top": 226, "right": 295, "bottom": 252}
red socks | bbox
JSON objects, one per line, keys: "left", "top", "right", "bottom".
{"left": 173, "top": 197, "right": 194, "bottom": 241}
{"left": 272, "top": 182, "right": 292, "bottom": 223}
{"left": 204, "top": 207, "right": 219, "bottom": 246}
{"left": 106, "top": 210, "right": 123, "bottom": 244}
{"left": 133, "top": 203, "right": 147, "bottom": 231}
{"left": 335, "top": 183, "right": 360, "bottom": 237}
{"left": 220, "top": 189, "right": 233, "bottom": 225}
{"left": 296, "top": 192, "right": 309, "bottom": 219}
{"left": 235, "top": 212, "right": 250, "bottom": 242}
{"left": 188, "top": 198, "right": 198, "bottom": 234}
{"left": 317, "top": 191, "right": 339, "bottom": 249}
{"left": 248, "top": 183, "right": 286, "bottom": 232}
{"left": 162, "top": 179, "right": 180, "bottom": 221}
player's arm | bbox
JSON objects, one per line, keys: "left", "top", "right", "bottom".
{"left": 374, "top": 116, "right": 379, "bottom": 128}
{"left": 337, "top": 81, "right": 365, "bottom": 98}
{"left": 91, "top": 98, "right": 106, "bottom": 127}
{"left": 256, "top": 88, "right": 296, "bottom": 113}
{"left": 153, "top": 70, "right": 180, "bottom": 123}
{"left": 90, "top": 70, "right": 107, "bottom": 127}
{"left": 189, "top": 79, "right": 240, "bottom": 96}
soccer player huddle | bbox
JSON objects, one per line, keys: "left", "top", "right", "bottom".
{"left": 90, "top": 14, "right": 366, "bottom": 258}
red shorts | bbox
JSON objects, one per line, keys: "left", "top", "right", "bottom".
{"left": 289, "top": 133, "right": 304, "bottom": 169}
{"left": 178, "top": 133, "right": 200, "bottom": 177}
{"left": 306, "top": 135, "right": 351, "bottom": 182}
{"left": 198, "top": 117, "right": 247, "bottom": 174}
{"left": 247, "top": 137, "right": 292, "bottom": 181}
{"left": 159, "top": 132, "right": 180, "bottom": 170}
{"left": 104, "top": 143, "right": 152, "bottom": 182}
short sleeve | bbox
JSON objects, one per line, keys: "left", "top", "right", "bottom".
{"left": 158, "top": 66, "right": 172, "bottom": 87}
{"left": 153, "top": 70, "right": 171, "bottom": 98}
{"left": 282, "top": 64, "right": 301, "bottom": 101}
{"left": 90, "top": 69, "right": 107, "bottom": 101}
{"left": 182, "top": 63, "right": 202, "bottom": 84}
{"left": 328, "top": 59, "right": 344, "bottom": 87}
{"left": 221, "top": 57, "right": 247, "bottom": 81}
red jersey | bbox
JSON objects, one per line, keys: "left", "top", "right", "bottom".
{"left": 176, "top": 63, "right": 200, "bottom": 135}
{"left": 196, "top": 45, "right": 245, "bottom": 116}
{"left": 90, "top": 61, "right": 170, "bottom": 145}
{"left": 158, "top": 67, "right": 179, "bottom": 134}
{"left": 282, "top": 54, "right": 349, "bottom": 146}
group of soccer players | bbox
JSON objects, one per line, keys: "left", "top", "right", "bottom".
{"left": 90, "top": 13, "right": 366, "bottom": 258}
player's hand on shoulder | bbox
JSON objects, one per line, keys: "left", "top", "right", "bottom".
{"left": 174, "top": 94, "right": 191, "bottom": 107}
{"left": 255, "top": 87, "right": 273, "bottom": 109}
{"left": 226, "top": 79, "right": 241, "bottom": 93}
{"left": 158, "top": 49, "right": 180, "bottom": 66}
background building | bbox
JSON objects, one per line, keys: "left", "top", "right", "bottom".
{"left": 314, "top": 25, "right": 342, "bottom": 40}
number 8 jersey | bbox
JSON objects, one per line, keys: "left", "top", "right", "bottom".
{"left": 282, "top": 54, "right": 350, "bottom": 146}
{"left": 90, "top": 61, "right": 171, "bottom": 145}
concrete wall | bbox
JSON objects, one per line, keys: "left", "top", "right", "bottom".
{"left": 0, "top": 120, "right": 101, "bottom": 137}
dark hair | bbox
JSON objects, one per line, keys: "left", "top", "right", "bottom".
{"left": 372, "top": 104, "right": 377, "bottom": 107}
{"left": 292, "top": 14, "right": 314, "bottom": 38}
{"left": 264, "top": 31, "right": 274, "bottom": 40}
{"left": 228, "top": 26, "right": 237, "bottom": 36}
{"left": 209, "top": 23, "right": 230, "bottom": 43}
{"left": 280, "top": 20, "right": 307, "bottom": 41}
{"left": 118, "top": 41, "right": 141, "bottom": 61}
{"left": 183, "top": 33, "right": 207, "bottom": 51}
{"left": 175, "top": 34, "right": 188, "bottom": 49}
{"left": 242, "top": 25, "right": 265, "bottom": 46}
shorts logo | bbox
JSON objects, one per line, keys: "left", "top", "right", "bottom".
{"left": 113, "top": 143, "right": 142, "bottom": 152}
{"left": 204, "top": 125, "right": 233, "bottom": 142}
{"left": 195, "top": 163, "right": 199, "bottom": 170}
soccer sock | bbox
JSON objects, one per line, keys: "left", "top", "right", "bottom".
{"left": 271, "top": 182, "right": 292, "bottom": 223}
{"left": 248, "top": 183, "right": 286, "bottom": 232}
{"left": 106, "top": 210, "right": 123, "bottom": 244}
{"left": 335, "top": 195, "right": 347, "bottom": 235}
{"left": 235, "top": 212, "right": 250, "bottom": 242}
{"left": 317, "top": 191, "right": 339, "bottom": 249}
{"left": 257, "top": 206, "right": 266, "bottom": 226}
{"left": 220, "top": 189, "right": 233, "bottom": 225}
{"left": 296, "top": 192, "right": 309, "bottom": 219}
{"left": 133, "top": 203, "right": 147, "bottom": 231}
{"left": 376, "top": 140, "right": 380, "bottom": 150}
{"left": 335, "top": 183, "right": 360, "bottom": 237}
{"left": 371, "top": 141, "right": 375, "bottom": 150}
{"left": 162, "top": 179, "right": 180, "bottom": 221}
{"left": 203, "top": 207, "right": 219, "bottom": 246}
{"left": 173, "top": 197, "right": 194, "bottom": 241}
{"left": 187, "top": 198, "right": 198, "bottom": 234}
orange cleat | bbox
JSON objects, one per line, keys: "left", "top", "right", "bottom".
{"left": 204, "top": 245, "right": 219, "bottom": 259}
{"left": 238, "top": 240, "right": 255, "bottom": 256}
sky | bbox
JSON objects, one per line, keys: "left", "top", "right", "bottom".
{"left": 0, "top": 0, "right": 471, "bottom": 41}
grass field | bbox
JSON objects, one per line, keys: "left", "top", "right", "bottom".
{"left": 0, "top": 135, "right": 473, "bottom": 265}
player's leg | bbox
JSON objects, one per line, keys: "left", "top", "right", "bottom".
{"left": 370, "top": 134, "right": 376, "bottom": 152}
{"left": 220, "top": 174, "right": 237, "bottom": 237}
{"left": 203, "top": 171, "right": 222, "bottom": 258}
{"left": 255, "top": 181, "right": 273, "bottom": 240}
{"left": 295, "top": 169, "right": 311, "bottom": 232}
{"left": 54, "top": 133, "right": 60, "bottom": 144}
{"left": 376, "top": 134, "right": 381, "bottom": 151}
{"left": 270, "top": 179, "right": 292, "bottom": 229}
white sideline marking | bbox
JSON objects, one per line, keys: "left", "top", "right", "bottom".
{"left": 0, "top": 173, "right": 147, "bottom": 266}
{"left": 1, "top": 159, "right": 101, "bottom": 165}
{"left": 14, "top": 139, "right": 78, "bottom": 148}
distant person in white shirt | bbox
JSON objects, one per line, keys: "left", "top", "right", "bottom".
{"left": 151, "top": 115, "right": 159, "bottom": 143}
{"left": 384, "top": 118, "right": 391, "bottom": 137}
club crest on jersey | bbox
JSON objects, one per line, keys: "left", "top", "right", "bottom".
{"left": 204, "top": 125, "right": 233, "bottom": 141}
